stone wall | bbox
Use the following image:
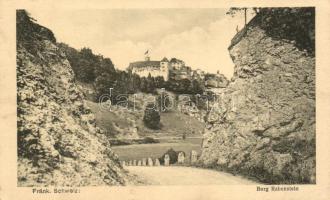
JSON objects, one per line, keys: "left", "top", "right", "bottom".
{"left": 17, "top": 10, "right": 127, "bottom": 186}
{"left": 199, "top": 8, "right": 315, "bottom": 184}
{"left": 134, "top": 67, "right": 169, "bottom": 81}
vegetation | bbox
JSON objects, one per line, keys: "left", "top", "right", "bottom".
{"left": 143, "top": 103, "right": 161, "bottom": 129}
{"left": 257, "top": 8, "right": 315, "bottom": 54}
{"left": 156, "top": 91, "right": 172, "bottom": 112}
{"left": 159, "top": 148, "right": 179, "bottom": 164}
{"left": 60, "top": 42, "right": 208, "bottom": 101}
{"left": 112, "top": 140, "right": 202, "bottom": 161}
{"left": 227, "top": 7, "right": 315, "bottom": 54}
{"left": 59, "top": 44, "right": 116, "bottom": 83}
{"left": 165, "top": 78, "right": 204, "bottom": 94}
{"left": 109, "top": 137, "right": 160, "bottom": 146}
{"left": 17, "top": 10, "right": 56, "bottom": 53}
{"left": 85, "top": 100, "right": 205, "bottom": 139}
{"left": 59, "top": 43, "right": 167, "bottom": 102}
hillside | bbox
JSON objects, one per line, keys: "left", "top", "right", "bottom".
{"left": 200, "top": 8, "right": 315, "bottom": 184}
{"left": 85, "top": 92, "right": 205, "bottom": 139}
{"left": 16, "top": 10, "right": 127, "bottom": 186}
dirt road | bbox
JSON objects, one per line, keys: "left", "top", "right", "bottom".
{"left": 126, "top": 166, "right": 257, "bottom": 185}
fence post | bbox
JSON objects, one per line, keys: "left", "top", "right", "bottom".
{"left": 164, "top": 154, "right": 170, "bottom": 166}
{"left": 142, "top": 158, "right": 147, "bottom": 166}
{"left": 177, "top": 152, "right": 185, "bottom": 164}
{"left": 155, "top": 158, "right": 160, "bottom": 166}
{"left": 147, "top": 157, "right": 153, "bottom": 166}
{"left": 190, "top": 150, "right": 198, "bottom": 164}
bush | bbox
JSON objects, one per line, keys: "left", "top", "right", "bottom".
{"left": 143, "top": 103, "right": 161, "bottom": 129}
{"left": 159, "top": 148, "right": 185, "bottom": 164}
{"left": 141, "top": 137, "right": 159, "bottom": 144}
{"left": 159, "top": 148, "right": 178, "bottom": 164}
{"left": 109, "top": 137, "right": 160, "bottom": 146}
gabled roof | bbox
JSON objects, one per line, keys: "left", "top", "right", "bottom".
{"left": 170, "top": 58, "right": 183, "bottom": 63}
{"left": 161, "top": 57, "right": 169, "bottom": 62}
{"left": 128, "top": 60, "right": 160, "bottom": 70}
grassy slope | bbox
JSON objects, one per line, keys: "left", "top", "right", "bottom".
{"left": 85, "top": 99, "right": 204, "bottom": 138}
{"left": 112, "top": 138, "right": 203, "bottom": 161}
{"left": 138, "top": 111, "right": 204, "bottom": 137}
{"left": 86, "top": 100, "right": 135, "bottom": 138}
{"left": 85, "top": 92, "right": 205, "bottom": 161}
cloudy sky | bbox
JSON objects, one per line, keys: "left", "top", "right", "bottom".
{"left": 29, "top": 8, "right": 254, "bottom": 78}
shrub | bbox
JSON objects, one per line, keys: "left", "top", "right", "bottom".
{"left": 159, "top": 148, "right": 178, "bottom": 164}
{"left": 143, "top": 103, "right": 161, "bottom": 129}
{"left": 141, "top": 137, "right": 160, "bottom": 144}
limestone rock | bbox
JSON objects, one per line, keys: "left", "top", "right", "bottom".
{"left": 199, "top": 8, "right": 315, "bottom": 184}
{"left": 17, "top": 10, "right": 126, "bottom": 186}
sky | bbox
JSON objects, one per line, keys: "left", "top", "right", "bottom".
{"left": 29, "top": 8, "right": 255, "bottom": 78}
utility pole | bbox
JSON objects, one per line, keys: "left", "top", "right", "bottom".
{"left": 244, "top": 8, "right": 247, "bottom": 26}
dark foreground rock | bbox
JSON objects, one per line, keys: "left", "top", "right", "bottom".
{"left": 200, "top": 8, "right": 315, "bottom": 184}
{"left": 16, "top": 10, "right": 127, "bottom": 186}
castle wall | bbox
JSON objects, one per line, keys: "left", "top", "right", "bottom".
{"left": 133, "top": 68, "right": 169, "bottom": 81}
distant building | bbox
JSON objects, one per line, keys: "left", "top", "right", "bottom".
{"left": 127, "top": 55, "right": 227, "bottom": 87}
{"left": 204, "top": 71, "right": 229, "bottom": 88}
{"left": 127, "top": 56, "right": 170, "bottom": 81}
{"left": 192, "top": 69, "right": 206, "bottom": 80}
{"left": 127, "top": 56, "right": 192, "bottom": 81}
{"left": 169, "top": 58, "right": 185, "bottom": 70}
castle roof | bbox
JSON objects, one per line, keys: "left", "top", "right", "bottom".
{"left": 128, "top": 60, "right": 160, "bottom": 70}
{"left": 170, "top": 58, "right": 183, "bottom": 63}
{"left": 161, "top": 57, "right": 169, "bottom": 62}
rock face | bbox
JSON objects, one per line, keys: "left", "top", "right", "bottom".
{"left": 17, "top": 10, "right": 126, "bottom": 186}
{"left": 200, "top": 8, "right": 315, "bottom": 184}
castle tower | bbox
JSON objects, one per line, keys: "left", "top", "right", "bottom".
{"left": 160, "top": 57, "right": 169, "bottom": 81}
{"left": 145, "top": 55, "right": 150, "bottom": 61}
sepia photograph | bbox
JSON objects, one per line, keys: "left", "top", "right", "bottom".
{"left": 16, "top": 7, "right": 316, "bottom": 187}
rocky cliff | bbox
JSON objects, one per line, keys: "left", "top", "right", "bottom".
{"left": 17, "top": 10, "right": 126, "bottom": 186}
{"left": 200, "top": 8, "right": 315, "bottom": 184}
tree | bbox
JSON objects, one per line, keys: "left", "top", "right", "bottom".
{"left": 257, "top": 8, "right": 315, "bottom": 54}
{"left": 143, "top": 103, "right": 161, "bottom": 129}
{"left": 140, "top": 77, "right": 148, "bottom": 93}
{"left": 125, "top": 71, "right": 135, "bottom": 94}
{"left": 155, "top": 76, "right": 165, "bottom": 88}
{"left": 190, "top": 79, "right": 204, "bottom": 94}
{"left": 115, "top": 71, "right": 129, "bottom": 95}
{"left": 226, "top": 7, "right": 260, "bottom": 27}
{"left": 159, "top": 148, "right": 179, "bottom": 164}
{"left": 132, "top": 74, "right": 141, "bottom": 92}
{"left": 146, "top": 73, "right": 156, "bottom": 93}
{"left": 95, "top": 57, "right": 115, "bottom": 77}
{"left": 178, "top": 79, "right": 191, "bottom": 93}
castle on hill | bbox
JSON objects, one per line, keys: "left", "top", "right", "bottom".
{"left": 127, "top": 54, "right": 229, "bottom": 88}
{"left": 127, "top": 54, "right": 191, "bottom": 81}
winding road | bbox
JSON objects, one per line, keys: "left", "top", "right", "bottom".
{"left": 126, "top": 166, "right": 257, "bottom": 185}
